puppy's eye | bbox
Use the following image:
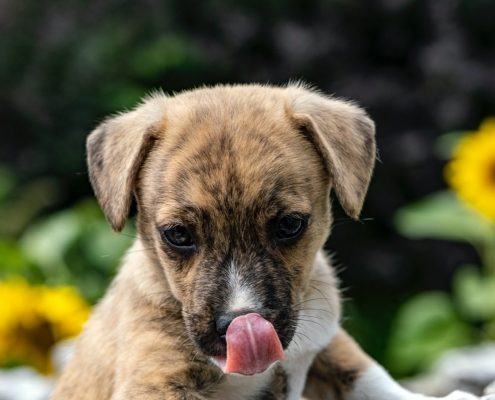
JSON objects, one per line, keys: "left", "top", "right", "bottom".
{"left": 159, "top": 225, "right": 196, "bottom": 251}
{"left": 275, "top": 214, "right": 307, "bottom": 243}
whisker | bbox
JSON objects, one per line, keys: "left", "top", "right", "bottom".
{"left": 293, "top": 297, "right": 331, "bottom": 307}
{"left": 309, "top": 285, "right": 332, "bottom": 309}
{"left": 124, "top": 247, "right": 156, "bottom": 254}
{"left": 309, "top": 278, "right": 334, "bottom": 286}
{"left": 297, "top": 313, "right": 326, "bottom": 321}
{"left": 293, "top": 331, "right": 316, "bottom": 347}
{"left": 294, "top": 307, "right": 333, "bottom": 315}
{"left": 296, "top": 317, "right": 325, "bottom": 330}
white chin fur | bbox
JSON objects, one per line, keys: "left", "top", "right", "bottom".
{"left": 281, "top": 250, "right": 340, "bottom": 400}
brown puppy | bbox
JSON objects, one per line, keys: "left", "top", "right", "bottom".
{"left": 52, "top": 84, "right": 489, "bottom": 400}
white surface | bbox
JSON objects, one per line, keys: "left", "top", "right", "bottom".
{"left": 404, "top": 344, "right": 495, "bottom": 397}
{"left": 0, "top": 368, "right": 52, "bottom": 400}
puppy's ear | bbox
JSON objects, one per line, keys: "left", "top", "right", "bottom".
{"left": 290, "top": 89, "right": 376, "bottom": 219}
{"left": 86, "top": 94, "right": 167, "bottom": 231}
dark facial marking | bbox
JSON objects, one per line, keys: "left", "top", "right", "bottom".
{"left": 185, "top": 238, "right": 298, "bottom": 357}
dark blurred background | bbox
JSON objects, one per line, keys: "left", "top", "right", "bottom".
{"left": 1, "top": 0, "right": 495, "bottom": 375}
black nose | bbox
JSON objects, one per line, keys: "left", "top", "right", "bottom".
{"left": 216, "top": 310, "right": 252, "bottom": 336}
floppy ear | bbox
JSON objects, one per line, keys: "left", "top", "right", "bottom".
{"left": 86, "top": 94, "right": 167, "bottom": 231}
{"left": 289, "top": 88, "right": 376, "bottom": 219}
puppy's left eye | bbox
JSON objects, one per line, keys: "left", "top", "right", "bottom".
{"left": 275, "top": 214, "right": 308, "bottom": 243}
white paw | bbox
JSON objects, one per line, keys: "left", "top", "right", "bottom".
{"left": 444, "top": 391, "right": 480, "bottom": 400}
{"left": 485, "top": 382, "right": 495, "bottom": 396}
{"left": 426, "top": 391, "right": 495, "bottom": 400}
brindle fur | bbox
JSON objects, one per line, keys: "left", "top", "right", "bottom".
{"left": 52, "top": 83, "right": 376, "bottom": 400}
{"left": 303, "top": 329, "right": 372, "bottom": 400}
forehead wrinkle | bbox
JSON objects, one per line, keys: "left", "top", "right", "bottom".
{"left": 155, "top": 201, "right": 211, "bottom": 225}
{"left": 163, "top": 149, "right": 313, "bottom": 217}
{"left": 164, "top": 174, "right": 312, "bottom": 224}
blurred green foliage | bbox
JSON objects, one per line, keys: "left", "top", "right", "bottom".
{"left": 0, "top": 166, "right": 133, "bottom": 303}
{"left": 395, "top": 191, "right": 495, "bottom": 247}
{"left": 387, "top": 292, "right": 473, "bottom": 376}
{"left": 2, "top": 0, "right": 495, "bottom": 379}
{"left": 388, "top": 132, "right": 495, "bottom": 377}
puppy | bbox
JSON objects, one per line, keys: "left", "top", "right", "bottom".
{"left": 52, "top": 83, "right": 491, "bottom": 400}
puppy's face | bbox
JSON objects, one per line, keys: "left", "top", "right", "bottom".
{"left": 139, "top": 111, "right": 331, "bottom": 357}
{"left": 87, "top": 84, "right": 375, "bottom": 360}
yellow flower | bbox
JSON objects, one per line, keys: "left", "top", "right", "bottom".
{"left": 445, "top": 118, "right": 495, "bottom": 221}
{"left": 0, "top": 278, "right": 90, "bottom": 374}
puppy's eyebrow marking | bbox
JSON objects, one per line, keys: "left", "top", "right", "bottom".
{"left": 227, "top": 263, "right": 262, "bottom": 312}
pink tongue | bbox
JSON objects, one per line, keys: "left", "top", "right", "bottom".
{"left": 223, "top": 313, "right": 284, "bottom": 375}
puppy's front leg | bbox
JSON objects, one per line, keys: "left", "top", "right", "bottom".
{"left": 110, "top": 331, "right": 222, "bottom": 400}
{"left": 303, "top": 328, "right": 493, "bottom": 400}
{"left": 106, "top": 302, "right": 223, "bottom": 400}
{"left": 111, "top": 358, "right": 221, "bottom": 400}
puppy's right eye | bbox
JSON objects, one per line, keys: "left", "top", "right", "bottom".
{"left": 159, "top": 225, "right": 196, "bottom": 252}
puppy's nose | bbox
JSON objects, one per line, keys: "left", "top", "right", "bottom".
{"left": 216, "top": 310, "right": 252, "bottom": 336}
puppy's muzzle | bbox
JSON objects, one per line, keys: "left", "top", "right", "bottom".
{"left": 215, "top": 309, "right": 257, "bottom": 337}
{"left": 213, "top": 310, "right": 285, "bottom": 375}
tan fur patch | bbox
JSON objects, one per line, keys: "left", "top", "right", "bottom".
{"left": 303, "top": 328, "right": 373, "bottom": 400}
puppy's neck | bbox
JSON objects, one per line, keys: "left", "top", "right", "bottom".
{"left": 281, "top": 251, "right": 340, "bottom": 399}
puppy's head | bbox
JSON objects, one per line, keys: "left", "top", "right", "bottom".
{"left": 87, "top": 84, "right": 375, "bottom": 364}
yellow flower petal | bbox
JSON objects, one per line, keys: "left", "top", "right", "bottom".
{"left": 0, "top": 277, "right": 90, "bottom": 374}
{"left": 445, "top": 117, "right": 495, "bottom": 220}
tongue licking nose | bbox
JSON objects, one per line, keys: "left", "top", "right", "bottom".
{"left": 219, "top": 313, "right": 284, "bottom": 375}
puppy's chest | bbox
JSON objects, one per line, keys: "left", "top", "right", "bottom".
{"left": 212, "top": 351, "right": 322, "bottom": 400}
{"left": 214, "top": 364, "right": 289, "bottom": 400}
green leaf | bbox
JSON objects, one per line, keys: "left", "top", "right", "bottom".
{"left": 82, "top": 220, "right": 133, "bottom": 272}
{"left": 453, "top": 264, "right": 495, "bottom": 321}
{"left": 72, "top": 199, "right": 134, "bottom": 273}
{"left": 0, "top": 240, "right": 45, "bottom": 282}
{"left": 394, "top": 191, "right": 495, "bottom": 244}
{"left": 486, "top": 319, "right": 495, "bottom": 341}
{"left": 386, "top": 292, "right": 473, "bottom": 376}
{"left": 0, "top": 240, "right": 27, "bottom": 271}
{"left": 17, "top": 198, "right": 135, "bottom": 302}
{"left": 19, "top": 209, "right": 82, "bottom": 281}
{"left": 434, "top": 131, "right": 468, "bottom": 159}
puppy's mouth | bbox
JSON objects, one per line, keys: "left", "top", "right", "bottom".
{"left": 211, "top": 313, "right": 284, "bottom": 376}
